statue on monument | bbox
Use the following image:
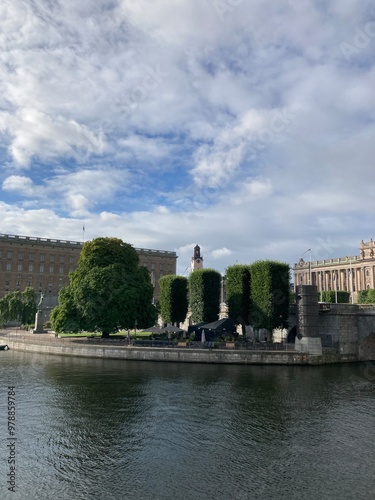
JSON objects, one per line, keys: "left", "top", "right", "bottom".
{"left": 38, "top": 292, "right": 45, "bottom": 311}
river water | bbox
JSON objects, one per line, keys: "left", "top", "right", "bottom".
{"left": 0, "top": 351, "right": 374, "bottom": 500}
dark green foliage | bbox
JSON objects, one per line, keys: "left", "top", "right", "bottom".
{"left": 159, "top": 275, "right": 188, "bottom": 324}
{"left": 50, "top": 237, "right": 156, "bottom": 337}
{"left": 189, "top": 269, "right": 221, "bottom": 323}
{"left": 249, "top": 260, "right": 290, "bottom": 331}
{"left": 357, "top": 289, "right": 375, "bottom": 304}
{"left": 50, "top": 287, "right": 82, "bottom": 333}
{"left": 320, "top": 291, "right": 350, "bottom": 303}
{"left": 226, "top": 265, "right": 251, "bottom": 333}
{"left": 0, "top": 287, "right": 37, "bottom": 325}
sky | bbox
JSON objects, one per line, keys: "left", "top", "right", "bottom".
{"left": 1, "top": 0, "right": 375, "bottom": 277}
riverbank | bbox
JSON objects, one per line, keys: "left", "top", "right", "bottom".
{"left": 0, "top": 330, "right": 359, "bottom": 365}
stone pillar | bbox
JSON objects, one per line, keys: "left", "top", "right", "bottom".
{"left": 33, "top": 310, "right": 47, "bottom": 334}
{"left": 295, "top": 285, "right": 322, "bottom": 355}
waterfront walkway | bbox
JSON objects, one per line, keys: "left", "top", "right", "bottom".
{"left": 0, "top": 329, "right": 357, "bottom": 366}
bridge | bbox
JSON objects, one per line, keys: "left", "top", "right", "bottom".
{"left": 288, "top": 290, "right": 375, "bottom": 361}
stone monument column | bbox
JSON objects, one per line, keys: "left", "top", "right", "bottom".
{"left": 295, "top": 285, "right": 322, "bottom": 355}
{"left": 33, "top": 293, "right": 47, "bottom": 334}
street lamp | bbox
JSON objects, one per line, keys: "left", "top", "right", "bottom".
{"left": 301, "top": 248, "right": 312, "bottom": 285}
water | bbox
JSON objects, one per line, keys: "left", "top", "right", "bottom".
{"left": 0, "top": 351, "right": 374, "bottom": 500}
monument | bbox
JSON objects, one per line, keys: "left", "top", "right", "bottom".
{"left": 294, "top": 285, "right": 322, "bottom": 355}
{"left": 33, "top": 293, "right": 47, "bottom": 334}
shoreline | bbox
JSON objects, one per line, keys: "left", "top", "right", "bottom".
{"left": 0, "top": 331, "right": 359, "bottom": 366}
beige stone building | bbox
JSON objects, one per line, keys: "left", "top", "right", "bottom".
{"left": 293, "top": 239, "right": 375, "bottom": 302}
{"left": 0, "top": 233, "right": 177, "bottom": 306}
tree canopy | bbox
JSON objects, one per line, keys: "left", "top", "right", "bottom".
{"left": 159, "top": 275, "right": 188, "bottom": 324}
{"left": 189, "top": 268, "right": 221, "bottom": 324}
{"left": 50, "top": 237, "right": 156, "bottom": 336}
{"left": 226, "top": 264, "right": 251, "bottom": 334}
{"left": 0, "top": 287, "right": 37, "bottom": 326}
{"left": 249, "top": 260, "right": 290, "bottom": 331}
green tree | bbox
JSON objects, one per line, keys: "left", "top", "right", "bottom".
{"left": 50, "top": 286, "right": 82, "bottom": 333}
{"left": 358, "top": 289, "right": 375, "bottom": 304}
{"left": 50, "top": 237, "right": 156, "bottom": 337}
{"left": 320, "top": 291, "right": 350, "bottom": 303}
{"left": 0, "top": 287, "right": 37, "bottom": 326}
{"left": 159, "top": 275, "right": 188, "bottom": 324}
{"left": 226, "top": 265, "right": 251, "bottom": 335}
{"left": 189, "top": 268, "right": 221, "bottom": 324}
{"left": 249, "top": 260, "right": 290, "bottom": 331}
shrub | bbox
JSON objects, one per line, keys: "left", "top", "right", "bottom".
{"left": 320, "top": 291, "right": 350, "bottom": 303}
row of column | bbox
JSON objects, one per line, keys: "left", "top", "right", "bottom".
{"left": 309, "top": 265, "right": 375, "bottom": 292}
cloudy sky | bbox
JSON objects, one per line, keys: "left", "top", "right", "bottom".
{"left": 1, "top": 0, "right": 374, "bottom": 276}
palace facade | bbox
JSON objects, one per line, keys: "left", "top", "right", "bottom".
{"left": 0, "top": 233, "right": 177, "bottom": 308}
{"left": 293, "top": 239, "right": 375, "bottom": 302}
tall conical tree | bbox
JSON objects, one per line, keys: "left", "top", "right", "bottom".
{"left": 189, "top": 268, "right": 221, "bottom": 323}
{"left": 226, "top": 264, "right": 251, "bottom": 335}
{"left": 159, "top": 275, "right": 188, "bottom": 324}
{"left": 249, "top": 260, "right": 290, "bottom": 331}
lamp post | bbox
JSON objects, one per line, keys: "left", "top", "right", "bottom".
{"left": 301, "top": 248, "right": 312, "bottom": 285}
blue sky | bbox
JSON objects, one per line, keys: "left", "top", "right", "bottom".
{"left": 1, "top": 0, "right": 375, "bottom": 276}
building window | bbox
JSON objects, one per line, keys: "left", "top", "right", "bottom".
{"left": 18, "top": 252, "right": 24, "bottom": 260}
{"left": 69, "top": 267, "right": 74, "bottom": 273}
{"left": 6, "top": 263, "right": 11, "bottom": 271}
{"left": 29, "top": 264, "right": 33, "bottom": 272}
{"left": 29, "top": 253, "right": 34, "bottom": 261}
{"left": 160, "top": 264, "right": 164, "bottom": 271}
{"left": 17, "top": 264, "right": 22, "bottom": 271}
{"left": 60, "top": 256, "right": 65, "bottom": 263}
{"left": 50, "top": 255, "right": 55, "bottom": 263}
{"left": 40, "top": 265, "right": 44, "bottom": 273}
{"left": 40, "top": 254, "right": 45, "bottom": 262}
{"left": 28, "top": 281, "right": 32, "bottom": 286}
{"left": 59, "top": 267, "right": 64, "bottom": 274}
{"left": 7, "top": 251, "right": 12, "bottom": 259}
{"left": 69, "top": 256, "right": 74, "bottom": 264}
{"left": 49, "top": 266, "right": 54, "bottom": 273}
{"left": 151, "top": 263, "right": 155, "bottom": 270}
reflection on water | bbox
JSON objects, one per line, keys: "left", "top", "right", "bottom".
{"left": 0, "top": 351, "right": 374, "bottom": 499}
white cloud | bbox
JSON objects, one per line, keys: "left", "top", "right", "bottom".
{"left": 2, "top": 175, "right": 34, "bottom": 195}
{"left": 0, "top": 0, "right": 374, "bottom": 279}
{"left": 210, "top": 247, "right": 232, "bottom": 260}
{"left": 6, "top": 108, "right": 104, "bottom": 167}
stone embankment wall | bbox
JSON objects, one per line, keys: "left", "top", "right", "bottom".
{"left": 0, "top": 334, "right": 358, "bottom": 365}
{"left": 288, "top": 302, "right": 375, "bottom": 361}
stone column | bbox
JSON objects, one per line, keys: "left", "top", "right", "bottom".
{"left": 295, "top": 284, "right": 322, "bottom": 355}
{"left": 33, "top": 310, "right": 47, "bottom": 334}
